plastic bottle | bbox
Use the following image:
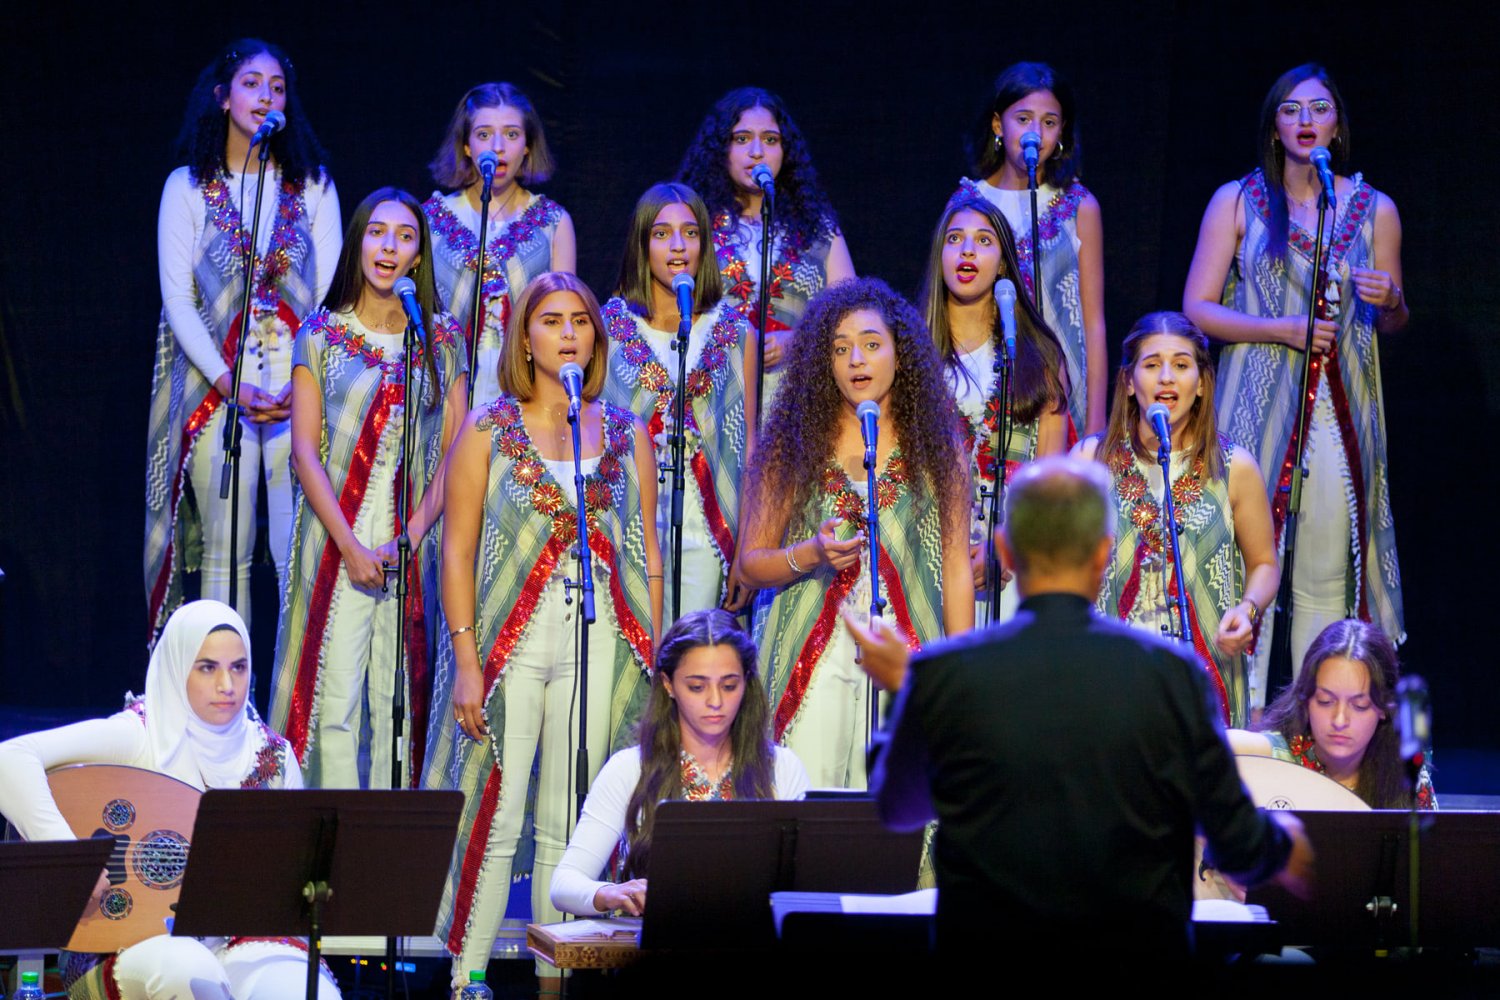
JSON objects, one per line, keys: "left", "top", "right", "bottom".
{"left": 14, "top": 971, "right": 43, "bottom": 1000}
{"left": 457, "top": 969, "right": 493, "bottom": 1000}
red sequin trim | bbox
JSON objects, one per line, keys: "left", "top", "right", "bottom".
{"left": 450, "top": 767, "right": 502, "bottom": 955}
{"left": 691, "top": 449, "right": 736, "bottom": 565}
{"left": 592, "top": 532, "right": 654, "bottom": 670}
{"left": 773, "top": 565, "right": 859, "bottom": 742}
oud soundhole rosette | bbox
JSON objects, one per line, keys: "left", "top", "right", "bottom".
{"left": 101, "top": 798, "right": 136, "bottom": 832}
{"left": 132, "top": 829, "right": 190, "bottom": 889}
{"left": 100, "top": 887, "right": 133, "bottom": 920}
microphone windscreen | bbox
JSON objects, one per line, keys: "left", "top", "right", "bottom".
{"left": 264, "top": 110, "right": 286, "bottom": 133}
{"left": 393, "top": 277, "right": 417, "bottom": 299}
{"left": 477, "top": 150, "right": 500, "bottom": 174}
{"left": 1145, "top": 402, "right": 1170, "bottom": 425}
{"left": 995, "top": 278, "right": 1017, "bottom": 309}
{"left": 672, "top": 272, "right": 695, "bottom": 294}
{"left": 856, "top": 400, "right": 881, "bottom": 421}
{"left": 1310, "top": 146, "right": 1332, "bottom": 169}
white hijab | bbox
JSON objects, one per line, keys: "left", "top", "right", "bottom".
{"left": 144, "top": 600, "right": 262, "bottom": 790}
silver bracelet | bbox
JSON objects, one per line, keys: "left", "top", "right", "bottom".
{"left": 449, "top": 625, "right": 476, "bottom": 639}
{"left": 785, "top": 544, "right": 805, "bottom": 575}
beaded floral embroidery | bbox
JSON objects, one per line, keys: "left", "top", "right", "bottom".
{"left": 713, "top": 212, "right": 800, "bottom": 326}
{"left": 680, "top": 750, "right": 735, "bottom": 801}
{"left": 422, "top": 196, "right": 563, "bottom": 299}
{"left": 604, "top": 301, "right": 741, "bottom": 420}
{"left": 822, "top": 452, "right": 908, "bottom": 524}
{"left": 309, "top": 311, "right": 456, "bottom": 378}
{"left": 1109, "top": 440, "right": 1205, "bottom": 555}
{"left": 202, "top": 176, "right": 307, "bottom": 317}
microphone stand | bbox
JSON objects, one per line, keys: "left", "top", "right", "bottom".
{"left": 218, "top": 138, "right": 275, "bottom": 614}
{"left": 465, "top": 173, "right": 493, "bottom": 411}
{"left": 983, "top": 333, "right": 1014, "bottom": 626}
{"left": 667, "top": 312, "right": 690, "bottom": 623}
{"left": 1026, "top": 160, "right": 1043, "bottom": 325}
{"left": 753, "top": 188, "right": 773, "bottom": 432}
{"left": 564, "top": 397, "right": 598, "bottom": 819}
{"left": 380, "top": 310, "right": 420, "bottom": 999}
{"left": 1266, "top": 181, "right": 1334, "bottom": 695}
{"left": 1155, "top": 430, "right": 1192, "bottom": 645}
{"left": 863, "top": 432, "right": 887, "bottom": 771}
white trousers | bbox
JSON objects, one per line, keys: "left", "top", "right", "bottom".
{"left": 185, "top": 339, "right": 294, "bottom": 628}
{"left": 657, "top": 467, "right": 725, "bottom": 626}
{"left": 453, "top": 574, "right": 620, "bottom": 984}
{"left": 108, "top": 934, "right": 340, "bottom": 999}
{"left": 783, "top": 607, "right": 875, "bottom": 792}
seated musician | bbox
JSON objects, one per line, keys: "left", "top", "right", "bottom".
{"left": 549, "top": 609, "right": 810, "bottom": 917}
{"left": 1230, "top": 618, "right": 1435, "bottom": 809}
{"left": 0, "top": 600, "right": 340, "bottom": 999}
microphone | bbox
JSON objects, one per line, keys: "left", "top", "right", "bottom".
{"left": 1396, "top": 675, "right": 1431, "bottom": 765}
{"left": 476, "top": 150, "right": 499, "bottom": 196}
{"left": 560, "top": 361, "right": 585, "bottom": 418}
{"left": 392, "top": 276, "right": 427, "bottom": 343}
{"left": 672, "top": 272, "right": 695, "bottom": 327}
{"left": 856, "top": 400, "right": 880, "bottom": 456}
{"left": 1020, "top": 131, "right": 1042, "bottom": 174}
{"left": 1310, "top": 146, "right": 1337, "bottom": 201}
{"left": 249, "top": 110, "right": 286, "bottom": 148}
{"left": 994, "top": 278, "right": 1018, "bottom": 365}
{"left": 1146, "top": 402, "right": 1172, "bottom": 451}
{"left": 750, "top": 163, "right": 776, "bottom": 199}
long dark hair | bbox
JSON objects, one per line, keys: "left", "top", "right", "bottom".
{"left": 675, "top": 86, "right": 839, "bottom": 248}
{"left": 175, "top": 38, "right": 328, "bottom": 186}
{"left": 623, "top": 610, "right": 775, "bottom": 879}
{"left": 969, "top": 61, "right": 1081, "bottom": 187}
{"left": 613, "top": 182, "right": 725, "bottom": 319}
{"left": 746, "top": 277, "right": 966, "bottom": 545}
{"left": 1096, "top": 311, "right": 1224, "bottom": 479}
{"left": 322, "top": 188, "right": 441, "bottom": 410}
{"left": 1256, "top": 63, "right": 1352, "bottom": 256}
{"left": 1258, "top": 619, "right": 1410, "bottom": 809}
{"left": 918, "top": 193, "right": 1066, "bottom": 424}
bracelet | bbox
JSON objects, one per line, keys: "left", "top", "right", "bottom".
{"left": 647, "top": 573, "right": 664, "bottom": 581}
{"left": 785, "top": 544, "right": 806, "bottom": 575}
{"left": 1239, "top": 597, "right": 1261, "bottom": 623}
{"left": 1382, "top": 285, "right": 1404, "bottom": 312}
{"left": 449, "top": 625, "right": 476, "bottom": 639}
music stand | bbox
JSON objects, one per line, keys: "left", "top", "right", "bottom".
{"left": 640, "top": 798, "right": 924, "bottom": 952}
{"left": 1247, "top": 810, "right": 1500, "bottom": 951}
{"left": 0, "top": 838, "right": 114, "bottom": 950}
{"left": 172, "top": 790, "right": 462, "bottom": 1000}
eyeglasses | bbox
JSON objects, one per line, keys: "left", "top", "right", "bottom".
{"left": 1276, "top": 100, "right": 1337, "bottom": 124}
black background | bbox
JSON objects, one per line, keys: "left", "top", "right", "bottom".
{"left": 3, "top": 2, "right": 1496, "bottom": 767}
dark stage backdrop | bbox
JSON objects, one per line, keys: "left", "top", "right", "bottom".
{"left": 3, "top": 3, "right": 1497, "bottom": 755}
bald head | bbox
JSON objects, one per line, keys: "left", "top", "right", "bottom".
{"left": 1001, "top": 457, "right": 1115, "bottom": 582}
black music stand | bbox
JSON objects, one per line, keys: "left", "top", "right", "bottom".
{"left": 0, "top": 838, "right": 115, "bottom": 950}
{"left": 172, "top": 790, "right": 462, "bottom": 1000}
{"left": 640, "top": 798, "right": 924, "bottom": 952}
{"left": 1247, "top": 810, "right": 1500, "bottom": 952}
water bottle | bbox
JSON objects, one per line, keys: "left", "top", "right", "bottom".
{"left": 14, "top": 971, "right": 43, "bottom": 1000}
{"left": 457, "top": 969, "right": 493, "bottom": 1000}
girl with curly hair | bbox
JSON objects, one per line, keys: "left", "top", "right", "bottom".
{"left": 145, "top": 38, "right": 341, "bottom": 639}
{"left": 1183, "top": 64, "right": 1408, "bottom": 686}
{"left": 955, "top": 61, "right": 1106, "bottom": 438}
{"left": 919, "top": 192, "right": 1069, "bottom": 624}
{"left": 676, "top": 86, "right": 855, "bottom": 403}
{"left": 739, "top": 277, "right": 973, "bottom": 789}
{"left": 424, "top": 272, "right": 659, "bottom": 993}
{"left": 550, "top": 609, "right": 810, "bottom": 917}
{"left": 1232, "top": 619, "right": 1433, "bottom": 809}
{"left": 1074, "top": 312, "right": 1277, "bottom": 728}
{"left": 424, "top": 82, "right": 577, "bottom": 406}
{"left": 601, "top": 182, "right": 759, "bottom": 619}
{"left": 270, "top": 188, "right": 468, "bottom": 790}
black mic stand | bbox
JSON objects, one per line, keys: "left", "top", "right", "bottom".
{"left": 1266, "top": 180, "right": 1334, "bottom": 696}
{"left": 753, "top": 187, "right": 774, "bottom": 432}
{"left": 465, "top": 171, "right": 493, "bottom": 410}
{"left": 982, "top": 332, "right": 1014, "bottom": 626}
{"left": 1026, "top": 160, "right": 1043, "bottom": 325}
{"left": 377, "top": 310, "right": 421, "bottom": 999}
{"left": 564, "top": 396, "right": 598, "bottom": 819}
{"left": 863, "top": 430, "right": 887, "bottom": 775}
{"left": 1155, "top": 429, "right": 1192, "bottom": 645}
{"left": 666, "top": 310, "right": 690, "bottom": 623}
{"left": 218, "top": 138, "right": 275, "bottom": 614}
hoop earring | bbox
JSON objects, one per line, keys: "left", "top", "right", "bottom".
{"left": 1052, "top": 139, "right": 1065, "bottom": 159}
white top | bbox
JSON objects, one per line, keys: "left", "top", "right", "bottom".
{"left": 945, "top": 338, "right": 997, "bottom": 427}
{"left": 157, "top": 165, "right": 341, "bottom": 387}
{"left": 972, "top": 179, "right": 1082, "bottom": 255}
{"left": 549, "top": 743, "right": 810, "bottom": 916}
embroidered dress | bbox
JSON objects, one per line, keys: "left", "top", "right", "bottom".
{"left": 1215, "top": 169, "right": 1402, "bottom": 644}
{"left": 712, "top": 212, "right": 835, "bottom": 403}
{"left": 600, "top": 298, "right": 752, "bottom": 613}
{"left": 422, "top": 395, "right": 653, "bottom": 964}
{"left": 269, "top": 308, "right": 465, "bottom": 789}
{"left": 949, "top": 341, "right": 1041, "bottom": 624}
{"left": 144, "top": 173, "right": 320, "bottom": 640}
{"left": 960, "top": 176, "right": 1092, "bottom": 436}
{"left": 423, "top": 191, "right": 565, "bottom": 406}
{"left": 756, "top": 453, "right": 945, "bottom": 788}
{"left": 1098, "top": 436, "right": 1246, "bottom": 727}
{"left": 1264, "top": 732, "right": 1436, "bottom": 810}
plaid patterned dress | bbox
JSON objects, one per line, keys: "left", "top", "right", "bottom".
{"left": 143, "top": 174, "right": 320, "bottom": 642}
{"left": 422, "top": 395, "right": 653, "bottom": 957}
{"left": 1214, "top": 169, "right": 1403, "bottom": 643}
{"left": 269, "top": 308, "right": 466, "bottom": 786}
